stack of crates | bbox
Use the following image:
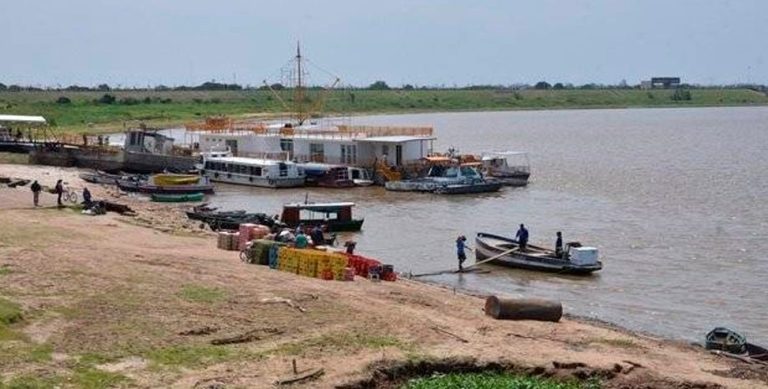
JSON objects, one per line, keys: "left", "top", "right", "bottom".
{"left": 277, "top": 247, "right": 300, "bottom": 274}
{"left": 298, "top": 251, "right": 318, "bottom": 278}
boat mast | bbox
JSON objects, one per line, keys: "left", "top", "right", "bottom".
{"left": 295, "top": 41, "right": 306, "bottom": 125}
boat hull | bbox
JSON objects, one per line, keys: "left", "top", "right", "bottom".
{"left": 475, "top": 232, "right": 602, "bottom": 275}
{"left": 118, "top": 180, "right": 215, "bottom": 194}
{"left": 434, "top": 182, "right": 503, "bottom": 194}
{"left": 151, "top": 193, "right": 205, "bottom": 203}
{"left": 152, "top": 174, "right": 200, "bottom": 186}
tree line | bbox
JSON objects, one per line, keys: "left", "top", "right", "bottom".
{"left": 0, "top": 80, "right": 765, "bottom": 92}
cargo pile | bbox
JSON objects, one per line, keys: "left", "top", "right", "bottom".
{"left": 237, "top": 223, "right": 271, "bottom": 250}
{"left": 217, "top": 231, "right": 240, "bottom": 250}
{"left": 238, "top": 240, "right": 396, "bottom": 282}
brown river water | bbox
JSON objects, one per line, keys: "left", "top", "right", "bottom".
{"left": 192, "top": 107, "right": 768, "bottom": 344}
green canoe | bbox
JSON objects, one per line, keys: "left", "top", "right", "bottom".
{"left": 150, "top": 192, "right": 205, "bottom": 203}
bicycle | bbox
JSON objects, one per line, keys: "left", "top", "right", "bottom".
{"left": 61, "top": 182, "right": 78, "bottom": 204}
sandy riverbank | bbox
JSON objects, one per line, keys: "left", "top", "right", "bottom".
{"left": 0, "top": 164, "right": 766, "bottom": 388}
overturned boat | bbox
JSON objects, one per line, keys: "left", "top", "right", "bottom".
{"left": 474, "top": 232, "right": 602, "bottom": 275}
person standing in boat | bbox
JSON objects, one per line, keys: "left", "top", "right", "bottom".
{"left": 555, "top": 231, "right": 564, "bottom": 258}
{"left": 515, "top": 224, "right": 529, "bottom": 252}
{"left": 456, "top": 235, "right": 471, "bottom": 271}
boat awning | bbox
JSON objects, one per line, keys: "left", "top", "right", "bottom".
{"left": 357, "top": 135, "right": 436, "bottom": 143}
{"left": 481, "top": 151, "right": 528, "bottom": 160}
{"left": 0, "top": 115, "right": 47, "bottom": 124}
{"left": 284, "top": 202, "right": 355, "bottom": 211}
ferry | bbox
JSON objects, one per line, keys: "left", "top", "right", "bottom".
{"left": 201, "top": 156, "right": 306, "bottom": 188}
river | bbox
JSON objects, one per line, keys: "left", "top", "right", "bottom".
{"left": 202, "top": 106, "right": 768, "bottom": 345}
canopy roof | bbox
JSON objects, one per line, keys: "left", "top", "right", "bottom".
{"left": 481, "top": 151, "right": 528, "bottom": 160}
{"left": 283, "top": 202, "right": 355, "bottom": 212}
{"left": 0, "top": 115, "right": 47, "bottom": 124}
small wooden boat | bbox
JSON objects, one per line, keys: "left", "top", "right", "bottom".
{"left": 151, "top": 192, "right": 205, "bottom": 203}
{"left": 117, "top": 177, "right": 215, "bottom": 194}
{"left": 474, "top": 232, "right": 602, "bottom": 275}
{"left": 79, "top": 171, "right": 122, "bottom": 185}
{"left": 705, "top": 327, "right": 768, "bottom": 362}
{"left": 280, "top": 202, "right": 364, "bottom": 232}
{"left": 152, "top": 174, "right": 200, "bottom": 186}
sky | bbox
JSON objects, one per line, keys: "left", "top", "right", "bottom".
{"left": 1, "top": 0, "right": 766, "bottom": 87}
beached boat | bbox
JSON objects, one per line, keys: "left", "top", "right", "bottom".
{"left": 117, "top": 177, "right": 215, "bottom": 194}
{"left": 151, "top": 192, "right": 205, "bottom": 203}
{"left": 202, "top": 157, "right": 305, "bottom": 188}
{"left": 79, "top": 171, "right": 125, "bottom": 185}
{"left": 280, "top": 202, "right": 363, "bottom": 232}
{"left": 386, "top": 162, "right": 500, "bottom": 194}
{"left": 348, "top": 167, "right": 374, "bottom": 186}
{"left": 152, "top": 174, "right": 200, "bottom": 186}
{"left": 481, "top": 152, "right": 531, "bottom": 186}
{"left": 705, "top": 327, "right": 768, "bottom": 362}
{"left": 474, "top": 232, "right": 602, "bottom": 275}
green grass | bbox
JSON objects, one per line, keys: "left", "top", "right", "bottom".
{"left": 71, "top": 367, "right": 129, "bottom": 389}
{"left": 145, "top": 344, "right": 234, "bottom": 368}
{"left": 0, "top": 298, "right": 22, "bottom": 325}
{"left": 177, "top": 284, "right": 227, "bottom": 304}
{"left": 403, "top": 372, "right": 594, "bottom": 389}
{"left": 269, "top": 332, "right": 406, "bottom": 356}
{"left": 0, "top": 374, "right": 63, "bottom": 389}
{"left": 0, "top": 153, "right": 29, "bottom": 165}
{"left": 0, "top": 266, "right": 11, "bottom": 276}
{"left": 1, "top": 89, "right": 766, "bottom": 135}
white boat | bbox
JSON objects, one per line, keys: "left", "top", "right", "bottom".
{"left": 481, "top": 151, "right": 531, "bottom": 186}
{"left": 347, "top": 167, "right": 374, "bottom": 186}
{"left": 201, "top": 156, "right": 306, "bottom": 188}
{"left": 385, "top": 163, "right": 500, "bottom": 193}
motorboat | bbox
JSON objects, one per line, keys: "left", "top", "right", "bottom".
{"left": 347, "top": 166, "right": 374, "bottom": 187}
{"left": 280, "top": 202, "right": 363, "bottom": 232}
{"left": 481, "top": 151, "right": 531, "bottom": 186}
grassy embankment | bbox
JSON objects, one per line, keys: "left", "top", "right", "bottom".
{"left": 1, "top": 88, "right": 767, "bottom": 135}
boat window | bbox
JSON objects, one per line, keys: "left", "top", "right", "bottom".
{"left": 250, "top": 166, "right": 262, "bottom": 176}
{"left": 444, "top": 167, "right": 459, "bottom": 178}
{"left": 204, "top": 161, "right": 212, "bottom": 169}
{"left": 350, "top": 169, "right": 360, "bottom": 179}
{"left": 428, "top": 166, "right": 444, "bottom": 177}
{"left": 460, "top": 166, "right": 478, "bottom": 177}
{"left": 309, "top": 143, "right": 324, "bottom": 162}
{"left": 300, "top": 209, "right": 338, "bottom": 221}
{"left": 278, "top": 162, "right": 288, "bottom": 177}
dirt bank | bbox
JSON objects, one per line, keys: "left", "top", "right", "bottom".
{"left": 0, "top": 164, "right": 765, "bottom": 388}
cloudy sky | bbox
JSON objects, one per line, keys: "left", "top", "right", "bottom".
{"left": 2, "top": 0, "right": 766, "bottom": 87}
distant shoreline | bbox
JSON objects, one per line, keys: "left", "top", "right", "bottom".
{"left": 1, "top": 88, "right": 767, "bottom": 135}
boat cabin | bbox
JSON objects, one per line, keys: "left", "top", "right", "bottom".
{"left": 481, "top": 151, "right": 531, "bottom": 186}
{"left": 298, "top": 163, "right": 354, "bottom": 188}
{"left": 280, "top": 202, "right": 364, "bottom": 232}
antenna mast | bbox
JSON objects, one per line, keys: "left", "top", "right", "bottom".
{"left": 294, "top": 42, "right": 306, "bottom": 125}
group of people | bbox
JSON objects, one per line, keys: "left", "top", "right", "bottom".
{"left": 455, "top": 224, "right": 567, "bottom": 270}
{"left": 274, "top": 223, "right": 357, "bottom": 254}
{"left": 29, "top": 179, "right": 92, "bottom": 208}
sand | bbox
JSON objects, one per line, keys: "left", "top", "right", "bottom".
{"left": 0, "top": 163, "right": 765, "bottom": 388}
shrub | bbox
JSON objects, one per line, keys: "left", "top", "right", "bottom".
{"left": 56, "top": 96, "right": 71, "bottom": 104}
